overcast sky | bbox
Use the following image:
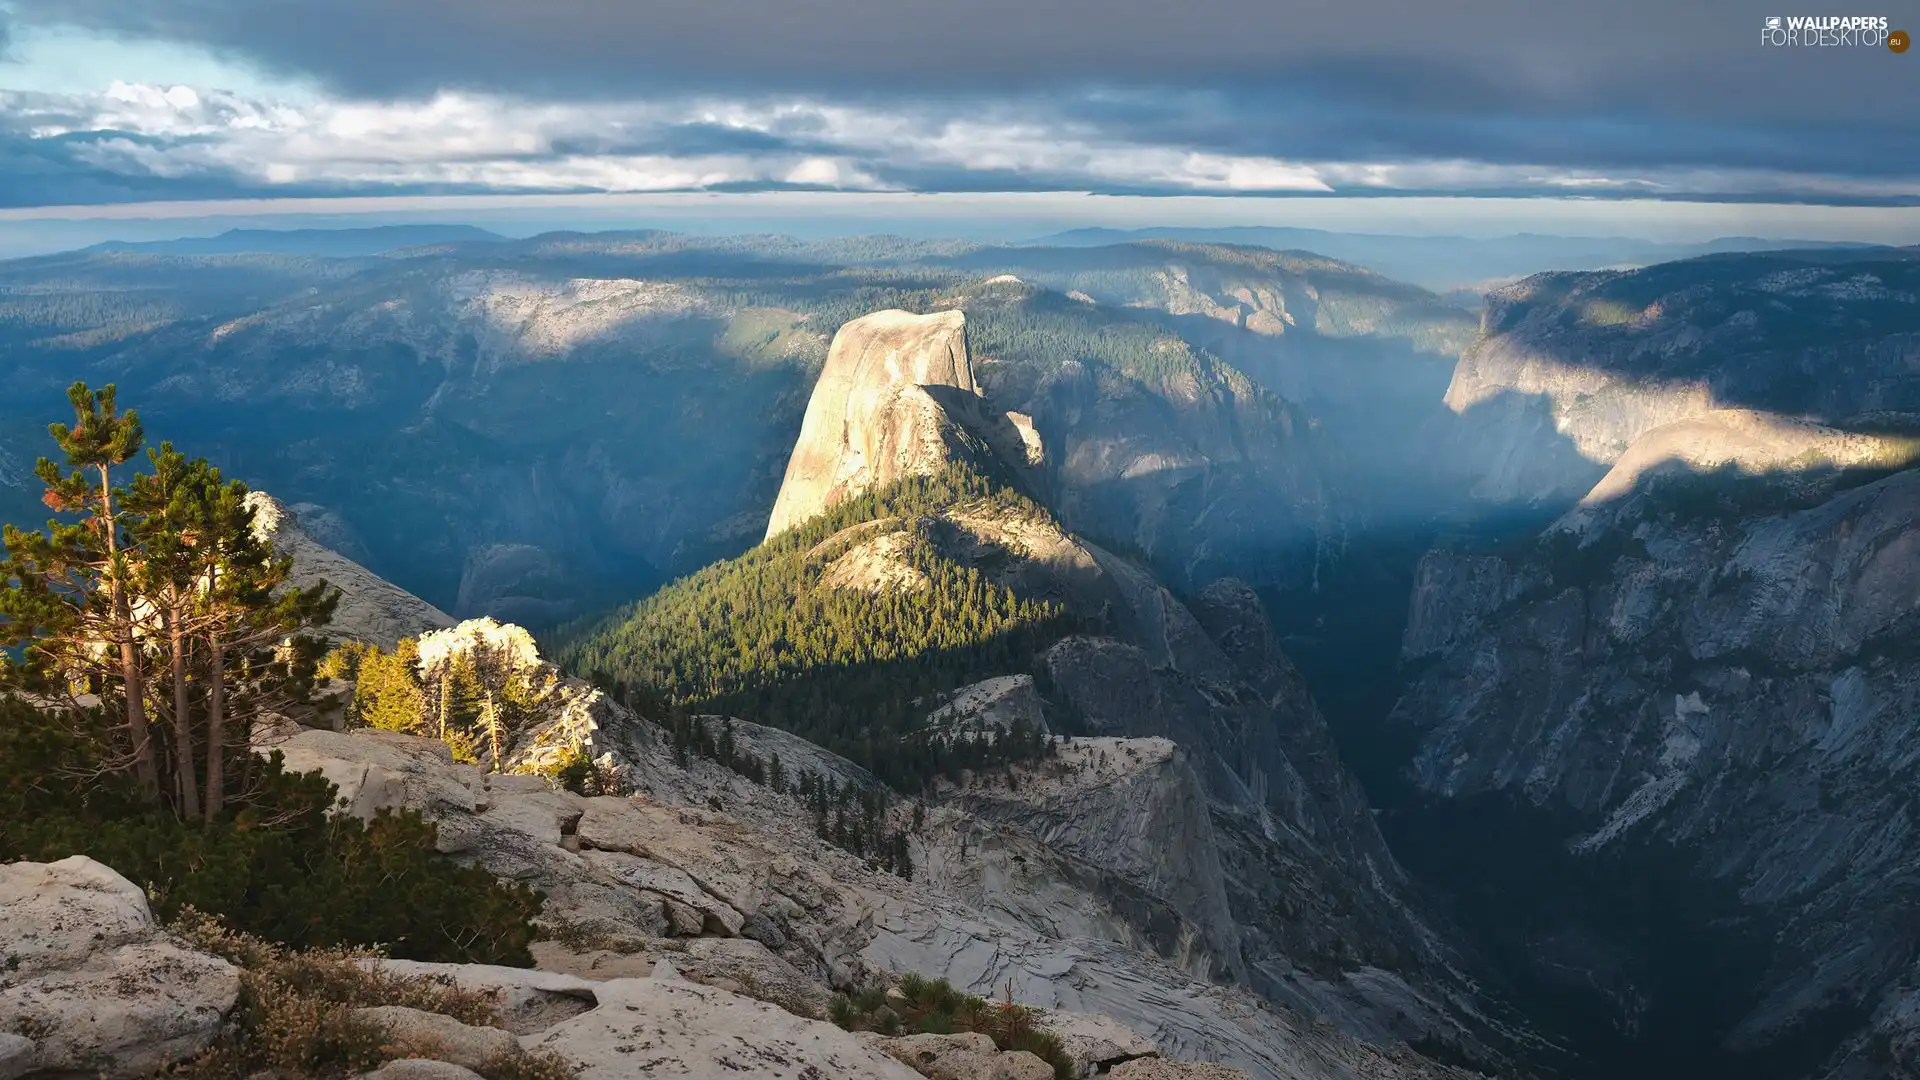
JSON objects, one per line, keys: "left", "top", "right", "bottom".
{"left": 0, "top": 0, "right": 1916, "bottom": 238}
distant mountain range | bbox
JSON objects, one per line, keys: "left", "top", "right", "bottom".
{"left": 1030, "top": 226, "right": 1893, "bottom": 292}
{"left": 84, "top": 224, "right": 508, "bottom": 258}
{"left": 62, "top": 223, "right": 1903, "bottom": 295}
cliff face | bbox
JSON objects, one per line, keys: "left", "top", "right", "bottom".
{"left": 1376, "top": 251, "right": 1920, "bottom": 1076}
{"left": 766, "top": 309, "right": 998, "bottom": 539}
{"left": 919, "top": 736, "right": 1244, "bottom": 986}
{"left": 2, "top": 237, "right": 1412, "bottom": 625}
{"left": 980, "top": 340, "right": 1335, "bottom": 593}
{"left": 1393, "top": 457, "right": 1920, "bottom": 1074}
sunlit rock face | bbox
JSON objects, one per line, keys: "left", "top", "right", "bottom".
{"left": 1551, "top": 408, "right": 1920, "bottom": 540}
{"left": 260, "top": 713, "right": 1489, "bottom": 1080}
{"left": 1437, "top": 254, "right": 1920, "bottom": 506}
{"left": 765, "top": 309, "right": 989, "bottom": 540}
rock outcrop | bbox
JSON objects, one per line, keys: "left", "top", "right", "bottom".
{"left": 247, "top": 490, "right": 455, "bottom": 648}
{"left": 1381, "top": 248, "right": 1920, "bottom": 1076}
{"left": 1550, "top": 408, "right": 1920, "bottom": 540}
{"left": 1034, "top": 1009, "right": 1161, "bottom": 1075}
{"left": 779, "top": 495, "right": 1486, "bottom": 1054}
{"left": 923, "top": 675, "right": 1049, "bottom": 737}
{"left": 0, "top": 856, "right": 242, "bottom": 1078}
{"left": 729, "top": 301, "right": 1496, "bottom": 1062}
{"left": 877, "top": 1031, "right": 1052, "bottom": 1080}
{"left": 1113, "top": 1061, "right": 1257, "bottom": 1080}
{"left": 919, "top": 737, "right": 1243, "bottom": 986}
{"left": 766, "top": 309, "right": 993, "bottom": 539}
{"left": 0, "top": 858, "right": 958, "bottom": 1080}
{"left": 521, "top": 973, "right": 925, "bottom": 1079}
{"left": 353, "top": 1006, "right": 519, "bottom": 1070}
{"left": 1434, "top": 252, "right": 1920, "bottom": 506}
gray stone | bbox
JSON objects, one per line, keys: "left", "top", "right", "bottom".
{"left": 683, "top": 938, "right": 832, "bottom": 1019}
{"left": 581, "top": 849, "right": 744, "bottom": 934}
{"left": 1398, "top": 432, "right": 1920, "bottom": 1061}
{"left": 365, "top": 961, "right": 599, "bottom": 1037}
{"left": 267, "top": 694, "right": 1490, "bottom": 1079}
{"left": 518, "top": 976, "right": 925, "bottom": 1079}
{"left": 0, "top": 1033, "right": 33, "bottom": 1080}
{"left": 1030, "top": 1009, "right": 1158, "bottom": 1076}
{"left": 878, "top": 1032, "right": 999, "bottom": 1077}
{"left": 995, "top": 1052, "right": 1056, "bottom": 1080}
{"left": 924, "top": 675, "right": 1049, "bottom": 737}
{"left": 0, "top": 857, "right": 241, "bottom": 1079}
{"left": 661, "top": 897, "right": 706, "bottom": 936}
{"left": 877, "top": 1032, "right": 1056, "bottom": 1080}
{"left": 353, "top": 1006, "right": 517, "bottom": 1069}
{"left": 764, "top": 309, "right": 983, "bottom": 540}
{"left": 357, "top": 1061, "right": 485, "bottom": 1080}
{"left": 247, "top": 491, "right": 454, "bottom": 648}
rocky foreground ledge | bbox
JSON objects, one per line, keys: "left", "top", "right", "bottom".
{"left": 0, "top": 714, "right": 1490, "bottom": 1079}
{"left": 291, "top": 714, "right": 1488, "bottom": 1077}
{"left": 0, "top": 854, "right": 1240, "bottom": 1080}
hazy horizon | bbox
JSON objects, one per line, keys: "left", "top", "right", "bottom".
{"left": 5, "top": 191, "right": 1920, "bottom": 265}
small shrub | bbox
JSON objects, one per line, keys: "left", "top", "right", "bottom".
{"left": 534, "top": 745, "right": 627, "bottom": 797}
{"left": 829, "top": 975, "right": 1074, "bottom": 1080}
{"left": 3, "top": 737, "right": 544, "bottom": 966}
{"left": 534, "top": 917, "right": 650, "bottom": 955}
{"left": 165, "top": 912, "right": 538, "bottom": 1080}
{"left": 477, "top": 1047, "right": 580, "bottom": 1080}
{"left": 550, "top": 746, "right": 598, "bottom": 795}
{"left": 173, "top": 911, "right": 500, "bottom": 1024}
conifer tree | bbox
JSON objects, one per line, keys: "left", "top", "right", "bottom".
{"left": 0, "top": 385, "right": 336, "bottom": 821}
{"left": 356, "top": 638, "right": 428, "bottom": 732}
{"left": 0, "top": 383, "right": 158, "bottom": 798}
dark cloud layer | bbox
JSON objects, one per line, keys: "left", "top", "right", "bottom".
{"left": 18, "top": 1, "right": 1908, "bottom": 109}
{"left": 2, "top": 0, "right": 1917, "bottom": 202}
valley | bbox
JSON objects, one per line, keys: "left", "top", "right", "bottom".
{"left": 1, "top": 229, "right": 1917, "bottom": 1080}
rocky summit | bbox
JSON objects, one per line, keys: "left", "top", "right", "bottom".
{"left": 767, "top": 308, "right": 1003, "bottom": 540}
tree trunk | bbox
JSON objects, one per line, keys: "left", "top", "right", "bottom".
{"left": 167, "top": 604, "right": 200, "bottom": 821}
{"left": 203, "top": 637, "right": 226, "bottom": 822}
{"left": 485, "top": 691, "right": 502, "bottom": 773}
{"left": 100, "top": 464, "right": 159, "bottom": 801}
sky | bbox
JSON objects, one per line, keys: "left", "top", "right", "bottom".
{"left": 0, "top": 0, "right": 1916, "bottom": 243}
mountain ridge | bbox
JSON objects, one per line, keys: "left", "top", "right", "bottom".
{"left": 83, "top": 224, "right": 509, "bottom": 257}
